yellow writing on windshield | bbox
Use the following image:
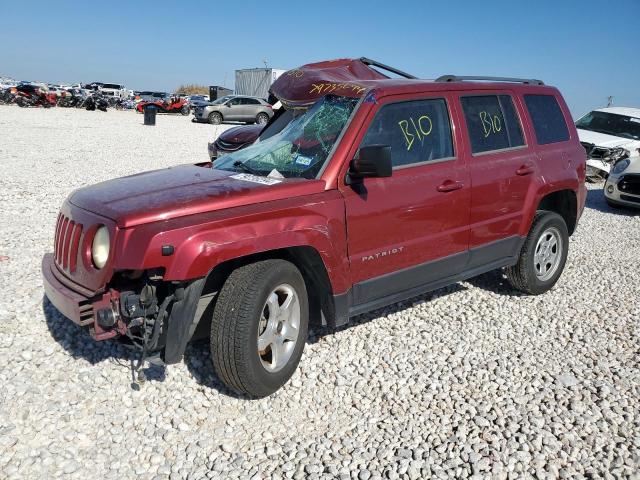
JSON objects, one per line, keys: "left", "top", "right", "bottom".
{"left": 398, "top": 115, "right": 433, "bottom": 151}
{"left": 287, "top": 69, "right": 304, "bottom": 78}
{"left": 479, "top": 111, "right": 502, "bottom": 137}
{"left": 309, "top": 83, "right": 366, "bottom": 96}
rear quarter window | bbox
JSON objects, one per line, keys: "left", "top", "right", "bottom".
{"left": 524, "top": 94, "right": 570, "bottom": 145}
{"left": 460, "top": 95, "right": 525, "bottom": 154}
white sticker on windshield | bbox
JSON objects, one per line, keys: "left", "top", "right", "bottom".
{"left": 630, "top": 118, "right": 640, "bottom": 124}
{"left": 230, "top": 173, "right": 282, "bottom": 185}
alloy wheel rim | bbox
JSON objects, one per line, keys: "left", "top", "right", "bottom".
{"left": 257, "top": 284, "right": 300, "bottom": 373}
{"left": 534, "top": 227, "right": 562, "bottom": 281}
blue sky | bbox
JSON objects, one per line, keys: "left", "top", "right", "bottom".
{"left": 1, "top": 0, "right": 638, "bottom": 117}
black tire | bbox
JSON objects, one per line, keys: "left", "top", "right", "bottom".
{"left": 180, "top": 105, "right": 190, "bottom": 116}
{"left": 209, "top": 111, "right": 223, "bottom": 125}
{"left": 504, "top": 211, "right": 569, "bottom": 295}
{"left": 256, "top": 112, "right": 269, "bottom": 125}
{"left": 210, "top": 259, "right": 309, "bottom": 398}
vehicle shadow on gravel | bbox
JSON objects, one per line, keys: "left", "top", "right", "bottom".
{"left": 183, "top": 342, "right": 251, "bottom": 399}
{"left": 585, "top": 187, "right": 638, "bottom": 216}
{"left": 42, "top": 296, "right": 167, "bottom": 384}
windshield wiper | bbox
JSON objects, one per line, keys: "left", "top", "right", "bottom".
{"left": 233, "top": 160, "right": 262, "bottom": 176}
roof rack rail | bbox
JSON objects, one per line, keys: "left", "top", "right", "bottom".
{"left": 435, "top": 75, "right": 544, "bottom": 86}
{"left": 360, "top": 57, "right": 417, "bottom": 80}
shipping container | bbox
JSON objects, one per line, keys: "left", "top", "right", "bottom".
{"left": 234, "top": 68, "right": 286, "bottom": 99}
{"left": 209, "top": 85, "right": 233, "bottom": 102}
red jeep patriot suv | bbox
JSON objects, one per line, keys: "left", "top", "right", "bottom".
{"left": 42, "top": 59, "right": 587, "bottom": 397}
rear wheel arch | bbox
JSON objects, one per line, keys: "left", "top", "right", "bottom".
{"left": 536, "top": 189, "right": 578, "bottom": 235}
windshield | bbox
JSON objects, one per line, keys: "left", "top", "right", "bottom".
{"left": 212, "top": 95, "right": 234, "bottom": 105}
{"left": 214, "top": 95, "right": 358, "bottom": 179}
{"left": 576, "top": 111, "right": 640, "bottom": 140}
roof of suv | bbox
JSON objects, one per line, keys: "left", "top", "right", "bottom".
{"left": 271, "top": 57, "right": 554, "bottom": 108}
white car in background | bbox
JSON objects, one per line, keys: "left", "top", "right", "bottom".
{"left": 577, "top": 107, "right": 640, "bottom": 182}
{"left": 577, "top": 107, "right": 640, "bottom": 208}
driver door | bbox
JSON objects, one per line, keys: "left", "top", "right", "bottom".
{"left": 339, "top": 94, "right": 470, "bottom": 306}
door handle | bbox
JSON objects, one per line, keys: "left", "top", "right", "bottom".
{"left": 437, "top": 180, "right": 464, "bottom": 192}
{"left": 516, "top": 164, "right": 535, "bottom": 176}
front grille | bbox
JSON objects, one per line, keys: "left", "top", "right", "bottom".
{"left": 620, "top": 194, "right": 640, "bottom": 204}
{"left": 618, "top": 174, "right": 640, "bottom": 196}
{"left": 216, "top": 139, "right": 244, "bottom": 150}
{"left": 54, "top": 213, "right": 83, "bottom": 273}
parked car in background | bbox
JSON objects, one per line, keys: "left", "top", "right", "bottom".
{"left": 208, "top": 124, "right": 265, "bottom": 160}
{"left": 98, "top": 83, "right": 127, "bottom": 98}
{"left": 136, "top": 96, "right": 190, "bottom": 115}
{"left": 186, "top": 94, "right": 210, "bottom": 111}
{"left": 42, "top": 57, "right": 586, "bottom": 398}
{"left": 577, "top": 107, "right": 640, "bottom": 181}
{"left": 138, "top": 91, "right": 170, "bottom": 102}
{"left": 588, "top": 108, "right": 640, "bottom": 208}
{"left": 193, "top": 95, "right": 273, "bottom": 125}
{"left": 207, "top": 102, "right": 286, "bottom": 159}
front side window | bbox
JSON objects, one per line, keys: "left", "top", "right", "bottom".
{"left": 360, "top": 98, "right": 454, "bottom": 167}
{"left": 524, "top": 94, "right": 570, "bottom": 145}
{"left": 214, "top": 95, "right": 358, "bottom": 179}
{"left": 461, "top": 95, "right": 525, "bottom": 154}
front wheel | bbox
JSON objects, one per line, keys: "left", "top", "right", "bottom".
{"left": 210, "top": 259, "right": 308, "bottom": 398}
{"left": 504, "top": 211, "right": 569, "bottom": 295}
{"left": 208, "top": 112, "right": 222, "bottom": 124}
{"left": 180, "top": 105, "right": 190, "bottom": 115}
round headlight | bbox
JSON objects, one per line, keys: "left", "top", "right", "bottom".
{"left": 612, "top": 158, "right": 630, "bottom": 175}
{"left": 92, "top": 225, "right": 110, "bottom": 269}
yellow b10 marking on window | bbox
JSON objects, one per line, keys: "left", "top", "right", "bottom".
{"left": 398, "top": 115, "right": 433, "bottom": 151}
{"left": 479, "top": 111, "right": 502, "bottom": 137}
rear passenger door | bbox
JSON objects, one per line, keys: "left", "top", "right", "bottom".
{"left": 458, "top": 92, "right": 536, "bottom": 253}
{"left": 241, "top": 98, "right": 262, "bottom": 122}
{"left": 225, "top": 97, "right": 244, "bottom": 120}
{"left": 341, "top": 94, "right": 470, "bottom": 305}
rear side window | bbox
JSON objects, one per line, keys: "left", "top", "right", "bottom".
{"left": 360, "top": 98, "right": 454, "bottom": 168}
{"left": 524, "top": 94, "right": 570, "bottom": 145}
{"left": 460, "top": 95, "right": 525, "bottom": 154}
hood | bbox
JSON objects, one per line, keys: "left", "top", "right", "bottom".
{"left": 577, "top": 128, "right": 640, "bottom": 151}
{"left": 217, "top": 124, "right": 264, "bottom": 144}
{"left": 70, "top": 164, "right": 325, "bottom": 228}
{"left": 270, "top": 58, "right": 388, "bottom": 109}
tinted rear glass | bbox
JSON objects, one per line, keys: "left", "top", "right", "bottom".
{"left": 524, "top": 94, "right": 569, "bottom": 145}
{"left": 461, "top": 95, "right": 525, "bottom": 154}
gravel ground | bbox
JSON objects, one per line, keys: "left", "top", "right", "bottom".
{"left": 0, "top": 105, "right": 639, "bottom": 480}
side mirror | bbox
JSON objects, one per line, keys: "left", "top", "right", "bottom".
{"left": 346, "top": 145, "right": 392, "bottom": 184}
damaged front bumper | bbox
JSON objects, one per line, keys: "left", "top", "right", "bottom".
{"left": 42, "top": 253, "right": 124, "bottom": 341}
{"left": 43, "top": 253, "right": 208, "bottom": 364}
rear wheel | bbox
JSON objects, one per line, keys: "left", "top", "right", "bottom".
{"left": 209, "top": 112, "right": 222, "bottom": 124}
{"left": 256, "top": 112, "right": 269, "bottom": 125}
{"left": 210, "top": 259, "right": 308, "bottom": 398}
{"left": 504, "top": 211, "right": 569, "bottom": 295}
{"left": 180, "top": 105, "right": 190, "bottom": 115}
